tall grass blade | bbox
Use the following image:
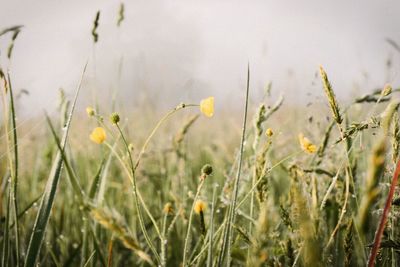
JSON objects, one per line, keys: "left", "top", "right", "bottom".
{"left": 219, "top": 64, "right": 250, "bottom": 266}
{"left": 368, "top": 159, "right": 400, "bottom": 267}
{"left": 207, "top": 184, "right": 218, "bottom": 267}
{"left": 7, "top": 73, "right": 20, "bottom": 266}
{"left": 1, "top": 182, "right": 11, "bottom": 267}
{"left": 24, "top": 63, "right": 87, "bottom": 267}
{"left": 45, "top": 114, "right": 84, "bottom": 199}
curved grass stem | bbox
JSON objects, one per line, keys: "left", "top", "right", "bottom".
{"left": 114, "top": 103, "right": 197, "bottom": 265}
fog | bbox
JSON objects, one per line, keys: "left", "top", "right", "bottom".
{"left": 1, "top": 0, "right": 400, "bottom": 116}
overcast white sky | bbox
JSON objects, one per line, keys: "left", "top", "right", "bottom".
{"left": 1, "top": 0, "right": 400, "bottom": 116}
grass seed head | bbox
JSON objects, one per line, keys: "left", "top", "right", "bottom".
{"left": 381, "top": 83, "right": 392, "bottom": 97}
{"left": 319, "top": 65, "right": 342, "bottom": 124}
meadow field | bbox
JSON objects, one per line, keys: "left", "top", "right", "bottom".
{"left": 2, "top": 4, "right": 400, "bottom": 267}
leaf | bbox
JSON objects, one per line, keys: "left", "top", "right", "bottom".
{"left": 24, "top": 63, "right": 87, "bottom": 267}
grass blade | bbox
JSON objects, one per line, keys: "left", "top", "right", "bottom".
{"left": 7, "top": 73, "right": 20, "bottom": 267}
{"left": 24, "top": 63, "right": 87, "bottom": 267}
{"left": 1, "top": 181, "right": 11, "bottom": 267}
{"left": 368, "top": 159, "right": 400, "bottom": 267}
{"left": 44, "top": 113, "right": 84, "bottom": 200}
{"left": 219, "top": 64, "right": 250, "bottom": 266}
{"left": 206, "top": 184, "right": 218, "bottom": 267}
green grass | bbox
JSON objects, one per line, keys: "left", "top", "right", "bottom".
{"left": 1, "top": 67, "right": 400, "bottom": 266}
{"left": 1, "top": 19, "right": 400, "bottom": 267}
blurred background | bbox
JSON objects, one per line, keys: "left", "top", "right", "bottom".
{"left": 1, "top": 0, "right": 400, "bottom": 117}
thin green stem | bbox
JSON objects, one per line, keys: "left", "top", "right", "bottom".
{"left": 161, "top": 213, "right": 168, "bottom": 267}
{"left": 111, "top": 103, "right": 198, "bottom": 264}
{"left": 103, "top": 141, "right": 162, "bottom": 238}
{"left": 183, "top": 179, "right": 205, "bottom": 266}
{"left": 207, "top": 184, "right": 218, "bottom": 267}
{"left": 132, "top": 104, "right": 197, "bottom": 172}
{"left": 236, "top": 150, "right": 301, "bottom": 211}
{"left": 221, "top": 64, "right": 250, "bottom": 266}
{"left": 116, "top": 124, "right": 161, "bottom": 264}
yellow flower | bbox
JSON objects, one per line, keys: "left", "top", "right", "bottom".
{"left": 90, "top": 127, "right": 106, "bottom": 144}
{"left": 200, "top": 97, "right": 214, "bottom": 117}
{"left": 86, "top": 106, "right": 95, "bottom": 117}
{"left": 194, "top": 200, "right": 207, "bottom": 214}
{"left": 163, "top": 202, "right": 173, "bottom": 215}
{"left": 266, "top": 128, "right": 273, "bottom": 137}
{"left": 298, "top": 133, "right": 317, "bottom": 154}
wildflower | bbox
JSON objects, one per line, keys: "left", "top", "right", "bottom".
{"left": 86, "top": 106, "right": 95, "bottom": 117}
{"left": 194, "top": 200, "right": 207, "bottom": 236}
{"left": 163, "top": 202, "right": 173, "bottom": 215}
{"left": 194, "top": 200, "right": 207, "bottom": 214}
{"left": 201, "top": 164, "right": 213, "bottom": 176}
{"left": 90, "top": 127, "right": 106, "bottom": 144}
{"left": 128, "top": 143, "right": 134, "bottom": 151}
{"left": 110, "top": 112, "right": 120, "bottom": 124}
{"left": 298, "top": 133, "right": 317, "bottom": 154}
{"left": 266, "top": 128, "right": 273, "bottom": 137}
{"left": 200, "top": 97, "right": 214, "bottom": 117}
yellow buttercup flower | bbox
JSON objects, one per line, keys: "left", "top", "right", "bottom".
{"left": 163, "top": 202, "right": 173, "bottom": 215}
{"left": 266, "top": 128, "right": 273, "bottom": 137}
{"left": 86, "top": 106, "right": 95, "bottom": 117}
{"left": 194, "top": 200, "right": 207, "bottom": 214}
{"left": 90, "top": 127, "right": 106, "bottom": 144}
{"left": 298, "top": 133, "right": 317, "bottom": 154}
{"left": 200, "top": 97, "right": 214, "bottom": 117}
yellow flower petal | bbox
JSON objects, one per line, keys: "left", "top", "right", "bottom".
{"left": 298, "top": 133, "right": 316, "bottom": 154}
{"left": 163, "top": 202, "right": 173, "bottom": 215}
{"left": 90, "top": 127, "right": 106, "bottom": 144}
{"left": 194, "top": 200, "right": 207, "bottom": 214}
{"left": 200, "top": 97, "right": 214, "bottom": 117}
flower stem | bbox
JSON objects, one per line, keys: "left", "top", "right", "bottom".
{"left": 182, "top": 179, "right": 205, "bottom": 266}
